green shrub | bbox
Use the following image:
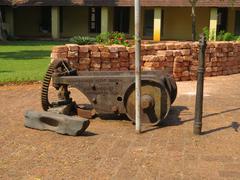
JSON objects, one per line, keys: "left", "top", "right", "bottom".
{"left": 203, "top": 26, "right": 216, "bottom": 41}
{"left": 216, "top": 30, "right": 225, "bottom": 41}
{"left": 223, "top": 32, "right": 235, "bottom": 41}
{"left": 236, "top": 36, "right": 240, "bottom": 42}
{"left": 215, "top": 30, "right": 236, "bottom": 41}
{"left": 96, "top": 32, "right": 129, "bottom": 46}
{"left": 69, "top": 36, "right": 96, "bottom": 45}
{"left": 202, "top": 27, "right": 209, "bottom": 40}
{"left": 96, "top": 32, "right": 111, "bottom": 44}
{"left": 203, "top": 27, "right": 238, "bottom": 41}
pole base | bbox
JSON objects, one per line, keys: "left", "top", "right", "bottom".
{"left": 135, "top": 129, "right": 141, "bottom": 134}
{"left": 193, "top": 125, "right": 202, "bottom": 135}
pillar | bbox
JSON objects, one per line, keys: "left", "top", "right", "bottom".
{"left": 51, "top": 6, "right": 60, "bottom": 39}
{"left": 101, "top": 7, "right": 109, "bottom": 33}
{"left": 153, "top": 7, "right": 162, "bottom": 41}
{"left": 209, "top": 8, "right": 218, "bottom": 41}
{"left": 5, "top": 7, "right": 14, "bottom": 37}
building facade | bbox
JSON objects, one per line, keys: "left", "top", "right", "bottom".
{"left": 0, "top": 0, "right": 240, "bottom": 41}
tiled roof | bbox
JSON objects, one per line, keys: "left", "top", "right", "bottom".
{"left": 0, "top": 0, "right": 11, "bottom": 5}
{"left": 1, "top": 0, "right": 240, "bottom": 7}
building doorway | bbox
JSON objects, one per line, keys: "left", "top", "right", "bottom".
{"left": 143, "top": 9, "right": 154, "bottom": 37}
{"left": 235, "top": 11, "right": 240, "bottom": 35}
{"left": 88, "top": 7, "right": 101, "bottom": 33}
{"left": 217, "top": 8, "right": 228, "bottom": 33}
{"left": 40, "top": 7, "right": 51, "bottom": 34}
{"left": 114, "top": 7, "right": 130, "bottom": 34}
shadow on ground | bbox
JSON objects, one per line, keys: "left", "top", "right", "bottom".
{"left": 81, "top": 131, "right": 98, "bottom": 137}
{"left": 0, "top": 70, "right": 14, "bottom": 73}
{"left": 141, "top": 106, "right": 188, "bottom": 133}
{"left": 0, "top": 50, "right": 50, "bottom": 60}
{"left": 202, "top": 122, "right": 239, "bottom": 135}
{"left": 77, "top": 103, "right": 240, "bottom": 135}
{"left": 142, "top": 106, "right": 240, "bottom": 134}
{"left": 0, "top": 41, "right": 64, "bottom": 46}
{"left": 182, "top": 107, "right": 240, "bottom": 135}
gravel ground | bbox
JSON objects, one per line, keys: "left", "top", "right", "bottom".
{"left": 0, "top": 74, "right": 240, "bottom": 179}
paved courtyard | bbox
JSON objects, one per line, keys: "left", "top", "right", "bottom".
{"left": 0, "top": 74, "right": 240, "bottom": 179}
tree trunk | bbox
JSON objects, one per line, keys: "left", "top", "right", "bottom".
{"left": 191, "top": 2, "right": 196, "bottom": 41}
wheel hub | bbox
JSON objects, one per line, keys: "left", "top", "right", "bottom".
{"left": 141, "top": 95, "right": 154, "bottom": 109}
{"left": 124, "top": 80, "right": 171, "bottom": 125}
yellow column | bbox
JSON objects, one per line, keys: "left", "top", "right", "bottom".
{"left": 51, "top": 6, "right": 60, "bottom": 39}
{"left": 5, "top": 7, "right": 14, "bottom": 37}
{"left": 209, "top": 8, "right": 218, "bottom": 41}
{"left": 101, "top": 7, "right": 109, "bottom": 33}
{"left": 153, "top": 7, "right": 162, "bottom": 41}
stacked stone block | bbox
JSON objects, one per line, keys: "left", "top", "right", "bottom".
{"left": 50, "top": 41, "right": 240, "bottom": 81}
{"left": 66, "top": 44, "right": 79, "bottom": 70}
{"left": 51, "top": 45, "right": 68, "bottom": 61}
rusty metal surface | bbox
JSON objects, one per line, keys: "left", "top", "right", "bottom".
{"left": 194, "top": 34, "right": 207, "bottom": 135}
{"left": 124, "top": 80, "right": 171, "bottom": 125}
{"left": 53, "top": 71, "right": 166, "bottom": 113}
{"left": 51, "top": 69, "right": 177, "bottom": 125}
{"left": 41, "top": 60, "right": 77, "bottom": 111}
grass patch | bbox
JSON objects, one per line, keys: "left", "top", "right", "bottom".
{"left": 0, "top": 41, "right": 65, "bottom": 83}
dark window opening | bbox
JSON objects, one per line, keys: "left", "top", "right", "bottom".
{"left": 114, "top": 7, "right": 130, "bottom": 34}
{"left": 217, "top": 8, "right": 228, "bottom": 33}
{"left": 60, "top": 7, "right": 63, "bottom": 33}
{"left": 161, "top": 10, "right": 164, "bottom": 37}
{"left": 235, "top": 11, "right": 240, "bottom": 35}
{"left": 40, "top": 7, "right": 51, "bottom": 33}
{"left": 0, "top": 7, "right": 6, "bottom": 23}
{"left": 143, "top": 9, "right": 154, "bottom": 37}
{"left": 89, "top": 7, "right": 101, "bottom": 33}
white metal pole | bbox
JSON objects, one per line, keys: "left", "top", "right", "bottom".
{"left": 134, "top": 0, "right": 141, "bottom": 133}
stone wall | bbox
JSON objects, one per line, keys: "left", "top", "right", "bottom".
{"left": 51, "top": 42, "right": 240, "bottom": 81}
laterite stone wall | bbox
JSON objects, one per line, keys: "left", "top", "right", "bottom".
{"left": 51, "top": 42, "right": 240, "bottom": 81}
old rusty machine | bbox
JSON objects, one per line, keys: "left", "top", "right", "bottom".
{"left": 40, "top": 60, "right": 177, "bottom": 126}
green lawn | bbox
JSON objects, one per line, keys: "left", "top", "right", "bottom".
{"left": 0, "top": 41, "right": 65, "bottom": 83}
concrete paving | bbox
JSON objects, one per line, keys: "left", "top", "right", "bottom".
{"left": 0, "top": 74, "right": 240, "bottom": 179}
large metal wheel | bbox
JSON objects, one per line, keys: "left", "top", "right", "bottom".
{"left": 41, "top": 60, "right": 73, "bottom": 111}
{"left": 165, "top": 75, "right": 177, "bottom": 104}
{"left": 124, "top": 80, "right": 171, "bottom": 125}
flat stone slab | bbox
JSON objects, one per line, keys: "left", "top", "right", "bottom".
{"left": 24, "top": 110, "right": 90, "bottom": 136}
